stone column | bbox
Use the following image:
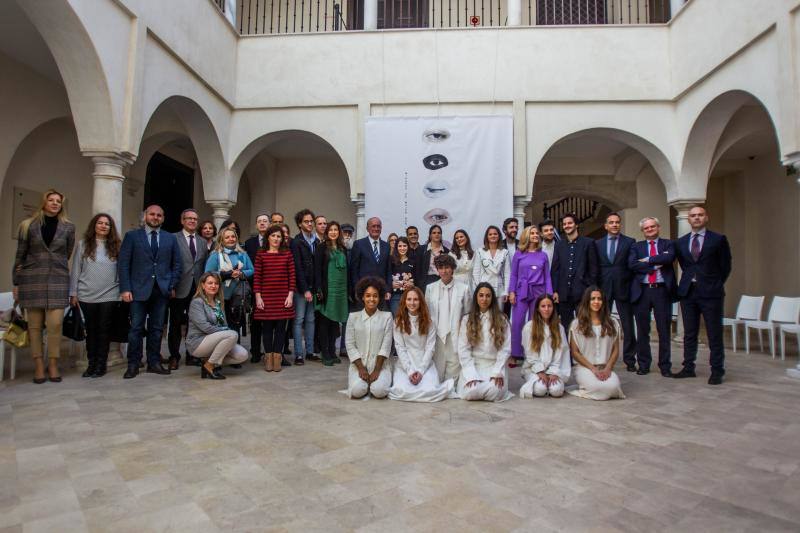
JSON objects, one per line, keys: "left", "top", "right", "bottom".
{"left": 208, "top": 200, "right": 235, "bottom": 229}
{"left": 513, "top": 196, "right": 529, "bottom": 228}
{"left": 353, "top": 195, "right": 366, "bottom": 239}
{"left": 364, "top": 0, "right": 378, "bottom": 30}
{"left": 669, "top": 200, "right": 702, "bottom": 342}
{"left": 87, "top": 152, "right": 135, "bottom": 227}
{"left": 507, "top": 0, "right": 522, "bottom": 26}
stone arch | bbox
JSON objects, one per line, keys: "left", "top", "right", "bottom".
{"left": 679, "top": 90, "right": 780, "bottom": 200}
{"left": 14, "top": 0, "right": 117, "bottom": 151}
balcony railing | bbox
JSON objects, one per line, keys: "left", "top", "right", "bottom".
{"left": 215, "top": 0, "right": 672, "bottom": 34}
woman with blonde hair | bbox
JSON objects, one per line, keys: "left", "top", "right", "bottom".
{"left": 186, "top": 272, "right": 248, "bottom": 380}
{"left": 456, "top": 282, "right": 512, "bottom": 401}
{"left": 389, "top": 287, "right": 453, "bottom": 402}
{"left": 205, "top": 227, "right": 254, "bottom": 339}
{"left": 519, "top": 294, "right": 570, "bottom": 398}
{"left": 13, "top": 189, "right": 75, "bottom": 383}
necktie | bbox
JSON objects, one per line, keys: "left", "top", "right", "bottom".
{"left": 608, "top": 236, "right": 617, "bottom": 262}
{"left": 691, "top": 233, "right": 701, "bottom": 261}
{"left": 150, "top": 230, "right": 158, "bottom": 258}
{"left": 648, "top": 240, "right": 657, "bottom": 284}
{"left": 373, "top": 240, "right": 379, "bottom": 262}
{"left": 189, "top": 234, "right": 196, "bottom": 260}
{"left": 438, "top": 285, "right": 451, "bottom": 340}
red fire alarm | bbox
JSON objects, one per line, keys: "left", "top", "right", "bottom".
{"left": 470, "top": 15, "right": 480, "bottom": 26}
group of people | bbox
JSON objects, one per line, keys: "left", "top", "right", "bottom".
{"left": 12, "top": 188, "right": 731, "bottom": 401}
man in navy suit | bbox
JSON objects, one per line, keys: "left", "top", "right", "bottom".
{"left": 119, "top": 204, "right": 182, "bottom": 379}
{"left": 551, "top": 214, "right": 599, "bottom": 332}
{"left": 674, "top": 206, "right": 732, "bottom": 385}
{"left": 628, "top": 216, "right": 676, "bottom": 377}
{"left": 595, "top": 212, "right": 637, "bottom": 371}
{"left": 349, "top": 217, "right": 392, "bottom": 305}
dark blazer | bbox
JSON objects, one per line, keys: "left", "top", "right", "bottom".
{"left": 290, "top": 233, "right": 317, "bottom": 294}
{"left": 173, "top": 231, "right": 209, "bottom": 299}
{"left": 244, "top": 235, "right": 262, "bottom": 268}
{"left": 314, "top": 244, "right": 351, "bottom": 303}
{"left": 675, "top": 230, "right": 732, "bottom": 299}
{"left": 628, "top": 238, "right": 677, "bottom": 304}
{"left": 119, "top": 228, "right": 182, "bottom": 301}
{"left": 551, "top": 235, "right": 599, "bottom": 303}
{"left": 415, "top": 244, "right": 450, "bottom": 293}
{"left": 349, "top": 236, "right": 392, "bottom": 295}
{"left": 595, "top": 233, "right": 635, "bottom": 302}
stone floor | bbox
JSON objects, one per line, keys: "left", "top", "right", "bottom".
{"left": 2, "top": 341, "right": 800, "bottom": 533}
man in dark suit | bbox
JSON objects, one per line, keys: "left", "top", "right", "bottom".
{"left": 628, "top": 216, "right": 676, "bottom": 377}
{"left": 244, "top": 213, "right": 270, "bottom": 364}
{"left": 595, "top": 212, "right": 637, "bottom": 371}
{"left": 349, "top": 216, "right": 392, "bottom": 304}
{"left": 551, "top": 213, "right": 599, "bottom": 332}
{"left": 674, "top": 206, "right": 732, "bottom": 385}
{"left": 290, "top": 209, "right": 318, "bottom": 365}
{"left": 167, "top": 209, "right": 208, "bottom": 369}
{"left": 119, "top": 204, "right": 182, "bottom": 379}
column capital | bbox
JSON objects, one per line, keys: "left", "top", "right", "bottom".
{"left": 207, "top": 200, "right": 236, "bottom": 209}
{"left": 207, "top": 200, "right": 235, "bottom": 229}
{"left": 84, "top": 151, "right": 136, "bottom": 166}
{"left": 668, "top": 199, "right": 706, "bottom": 214}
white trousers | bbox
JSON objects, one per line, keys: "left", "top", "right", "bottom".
{"left": 348, "top": 362, "right": 393, "bottom": 399}
{"left": 569, "top": 366, "right": 625, "bottom": 401}
{"left": 388, "top": 365, "right": 453, "bottom": 402}
{"left": 433, "top": 334, "right": 461, "bottom": 384}
{"left": 193, "top": 330, "right": 249, "bottom": 366}
{"left": 519, "top": 375, "right": 565, "bottom": 398}
{"left": 457, "top": 365, "right": 510, "bottom": 402}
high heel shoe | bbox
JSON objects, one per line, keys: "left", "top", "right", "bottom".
{"left": 201, "top": 364, "right": 226, "bottom": 380}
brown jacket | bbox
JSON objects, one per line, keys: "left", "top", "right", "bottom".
{"left": 13, "top": 218, "right": 75, "bottom": 309}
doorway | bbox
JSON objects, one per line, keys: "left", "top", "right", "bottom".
{"left": 143, "top": 152, "right": 194, "bottom": 232}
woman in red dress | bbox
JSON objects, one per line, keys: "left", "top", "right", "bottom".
{"left": 253, "top": 225, "right": 296, "bottom": 372}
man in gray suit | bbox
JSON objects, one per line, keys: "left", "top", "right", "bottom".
{"left": 168, "top": 209, "right": 209, "bottom": 369}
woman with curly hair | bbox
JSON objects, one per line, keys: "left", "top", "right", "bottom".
{"left": 344, "top": 276, "right": 393, "bottom": 399}
{"left": 519, "top": 294, "right": 570, "bottom": 398}
{"left": 456, "top": 282, "right": 512, "bottom": 401}
{"left": 568, "top": 286, "right": 625, "bottom": 400}
{"left": 389, "top": 287, "right": 453, "bottom": 402}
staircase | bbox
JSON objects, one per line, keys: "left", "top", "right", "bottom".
{"left": 542, "top": 197, "right": 599, "bottom": 224}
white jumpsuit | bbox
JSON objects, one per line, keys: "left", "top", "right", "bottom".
{"left": 456, "top": 312, "right": 512, "bottom": 402}
{"left": 568, "top": 318, "right": 625, "bottom": 401}
{"left": 519, "top": 321, "right": 571, "bottom": 398}
{"left": 344, "top": 309, "right": 394, "bottom": 398}
{"left": 389, "top": 315, "right": 454, "bottom": 402}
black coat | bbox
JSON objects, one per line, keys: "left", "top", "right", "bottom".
{"left": 595, "top": 234, "right": 635, "bottom": 302}
{"left": 675, "top": 230, "right": 732, "bottom": 299}
{"left": 349, "top": 236, "right": 392, "bottom": 295}
{"left": 314, "top": 244, "right": 351, "bottom": 303}
{"left": 551, "top": 235, "right": 599, "bottom": 303}
{"left": 290, "top": 233, "right": 318, "bottom": 294}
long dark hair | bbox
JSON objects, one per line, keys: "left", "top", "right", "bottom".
{"left": 391, "top": 236, "right": 411, "bottom": 265}
{"left": 529, "top": 294, "right": 562, "bottom": 352}
{"left": 466, "top": 282, "right": 507, "bottom": 351}
{"left": 450, "top": 229, "right": 474, "bottom": 260}
{"left": 324, "top": 221, "right": 345, "bottom": 250}
{"left": 395, "top": 287, "right": 431, "bottom": 336}
{"left": 483, "top": 225, "right": 502, "bottom": 250}
{"left": 82, "top": 213, "right": 121, "bottom": 261}
{"left": 262, "top": 224, "right": 289, "bottom": 251}
{"left": 576, "top": 286, "right": 617, "bottom": 338}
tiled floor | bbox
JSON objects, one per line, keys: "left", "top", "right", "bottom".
{"left": 2, "top": 342, "right": 800, "bottom": 532}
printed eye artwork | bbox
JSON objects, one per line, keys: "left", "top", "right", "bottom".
{"left": 422, "top": 178, "right": 450, "bottom": 199}
{"left": 422, "top": 128, "right": 451, "bottom": 143}
{"left": 422, "top": 154, "right": 448, "bottom": 170}
{"left": 423, "top": 208, "right": 452, "bottom": 226}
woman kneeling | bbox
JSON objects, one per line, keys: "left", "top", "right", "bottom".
{"left": 345, "top": 277, "right": 393, "bottom": 399}
{"left": 520, "top": 294, "right": 570, "bottom": 398}
{"left": 457, "top": 282, "right": 512, "bottom": 402}
{"left": 186, "top": 272, "right": 249, "bottom": 380}
{"left": 389, "top": 287, "right": 453, "bottom": 402}
{"left": 568, "top": 286, "right": 625, "bottom": 400}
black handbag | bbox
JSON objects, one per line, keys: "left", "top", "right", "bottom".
{"left": 228, "top": 280, "right": 252, "bottom": 335}
{"left": 109, "top": 301, "right": 131, "bottom": 343}
{"left": 62, "top": 306, "right": 86, "bottom": 341}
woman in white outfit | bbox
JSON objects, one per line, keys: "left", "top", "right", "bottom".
{"left": 389, "top": 287, "right": 454, "bottom": 402}
{"left": 449, "top": 229, "right": 475, "bottom": 292}
{"left": 457, "top": 282, "right": 512, "bottom": 401}
{"left": 519, "top": 294, "right": 570, "bottom": 398}
{"left": 472, "top": 225, "right": 510, "bottom": 304}
{"left": 345, "top": 276, "right": 393, "bottom": 399}
{"left": 568, "top": 286, "right": 625, "bottom": 400}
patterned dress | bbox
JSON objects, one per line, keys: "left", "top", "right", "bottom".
{"left": 253, "top": 250, "right": 296, "bottom": 320}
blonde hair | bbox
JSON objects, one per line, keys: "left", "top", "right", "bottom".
{"left": 195, "top": 272, "right": 225, "bottom": 309}
{"left": 214, "top": 227, "right": 244, "bottom": 253}
{"left": 518, "top": 225, "right": 541, "bottom": 253}
{"left": 18, "top": 189, "right": 70, "bottom": 239}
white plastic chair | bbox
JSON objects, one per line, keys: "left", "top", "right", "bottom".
{"left": 779, "top": 324, "right": 800, "bottom": 361}
{"left": 0, "top": 292, "right": 19, "bottom": 381}
{"left": 722, "top": 295, "right": 765, "bottom": 353}
{"left": 743, "top": 297, "right": 800, "bottom": 358}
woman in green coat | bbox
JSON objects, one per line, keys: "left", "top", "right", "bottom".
{"left": 314, "top": 221, "right": 350, "bottom": 366}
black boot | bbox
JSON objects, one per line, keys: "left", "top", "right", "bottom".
{"left": 82, "top": 355, "right": 96, "bottom": 378}
{"left": 93, "top": 355, "right": 108, "bottom": 377}
{"left": 250, "top": 352, "right": 262, "bottom": 364}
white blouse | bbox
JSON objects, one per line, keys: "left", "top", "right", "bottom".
{"left": 457, "top": 312, "right": 509, "bottom": 382}
{"left": 393, "top": 314, "right": 437, "bottom": 376}
{"left": 569, "top": 317, "right": 621, "bottom": 366}
{"left": 345, "top": 310, "right": 394, "bottom": 371}
{"left": 472, "top": 248, "right": 510, "bottom": 298}
{"left": 521, "top": 321, "right": 570, "bottom": 379}
{"left": 450, "top": 250, "right": 474, "bottom": 291}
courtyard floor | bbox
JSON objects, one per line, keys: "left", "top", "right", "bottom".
{"left": 2, "top": 341, "right": 800, "bottom": 532}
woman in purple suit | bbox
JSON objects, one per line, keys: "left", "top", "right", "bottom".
{"left": 508, "top": 225, "right": 552, "bottom": 364}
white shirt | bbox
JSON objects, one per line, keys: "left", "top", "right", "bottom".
{"left": 181, "top": 230, "right": 198, "bottom": 252}
{"left": 457, "top": 312, "right": 510, "bottom": 382}
{"left": 345, "top": 309, "right": 393, "bottom": 371}
{"left": 541, "top": 240, "right": 555, "bottom": 267}
{"left": 569, "top": 317, "right": 621, "bottom": 366}
{"left": 393, "top": 314, "right": 437, "bottom": 375}
{"left": 450, "top": 250, "right": 474, "bottom": 290}
{"left": 521, "top": 321, "right": 570, "bottom": 379}
{"left": 472, "top": 248, "right": 511, "bottom": 297}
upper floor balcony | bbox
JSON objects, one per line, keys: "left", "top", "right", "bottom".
{"left": 214, "top": 0, "right": 676, "bottom": 35}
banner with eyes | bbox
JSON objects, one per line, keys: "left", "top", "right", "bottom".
{"left": 364, "top": 115, "right": 513, "bottom": 243}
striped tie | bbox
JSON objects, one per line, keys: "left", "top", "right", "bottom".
{"left": 373, "top": 240, "right": 379, "bottom": 262}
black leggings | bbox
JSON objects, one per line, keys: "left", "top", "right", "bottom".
{"left": 317, "top": 315, "right": 340, "bottom": 360}
{"left": 261, "top": 319, "right": 287, "bottom": 353}
{"left": 79, "top": 301, "right": 116, "bottom": 367}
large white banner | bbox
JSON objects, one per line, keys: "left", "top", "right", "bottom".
{"left": 364, "top": 115, "right": 513, "bottom": 244}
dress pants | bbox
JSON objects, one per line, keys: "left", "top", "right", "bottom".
{"left": 557, "top": 300, "right": 578, "bottom": 333}
{"left": 609, "top": 297, "right": 636, "bottom": 368}
{"left": 167, "top": 290, "right": 193, "bottom": 359}
{"left": 681, "top": 288, "right": 725, "bottom": 374}
{"left": 128, "top": 284, "right": 169, "bottom": 368}
{"left": 26, "top": 308, "right": 65, "bottom": 360}
{"left": 511, "top": 297, "right": 537, "bottom": 358}
{"left": 79, "top": 301, "right": 115, "bottom": 369}
{"left": 250, "top": 315, "right": 263, "bottom": 356}
{"left": 634, "top": 285, "right": 672, "bottom": 373}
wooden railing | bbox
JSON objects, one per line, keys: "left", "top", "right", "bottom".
{"left": 542, "top": 197, "right": 599, "bottom": 224}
